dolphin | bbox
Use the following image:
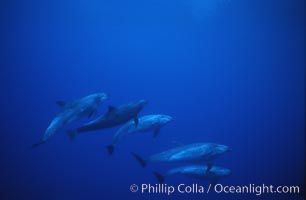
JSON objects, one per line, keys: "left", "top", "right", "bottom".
{"left": 131, "top": 143, "right": 231, "bottom": 171}
{"left": 153, "top": 165, "right": 232, "bottom": 184}
{"left": 67, "top": 100, "right": 147, "bottom": 139}
{"left": 106, "top": 114, "right": 173, "bottom": 155}
{"left": 33, "top": 93, "right": 108, "bottom": 147}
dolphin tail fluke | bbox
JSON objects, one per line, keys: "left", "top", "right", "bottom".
{"left": 153, "top": 127, "right": 160, "bottom": 138}
{"left": 106, "top": 145, "right": 114, "bottom": 155}
{"left": 32, "top": 140, "right": 45, "bottom": 148}
{"left": 66, "top": 130, "right": 77, "bottom": 141}
{"left": 131, "top": 152, "right": 146, "bottom": 168}
{"left": 153, "top": 171, "right": 165, "bottom": 183}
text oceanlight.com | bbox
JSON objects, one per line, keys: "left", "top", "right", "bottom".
{"left": 130, "top": 183, "right": 300, "bottom": 196}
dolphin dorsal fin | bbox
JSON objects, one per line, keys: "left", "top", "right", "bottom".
{"left": 108, "top": 106, "right": 116, "bottom": 113}
{"left": 56, "top": 101, "right": 66, "bottom": 107}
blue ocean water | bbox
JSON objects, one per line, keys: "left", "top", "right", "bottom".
{"left": 1, "top": 0, "right": 305, "bottom": 199}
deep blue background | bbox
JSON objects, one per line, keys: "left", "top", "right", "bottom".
{"left": 1, "top": 0, "right": 305, "bottom": 199}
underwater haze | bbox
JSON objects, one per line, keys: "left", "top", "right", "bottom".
{"left": 1, "top": 0, "right": 305, "bottom": 199}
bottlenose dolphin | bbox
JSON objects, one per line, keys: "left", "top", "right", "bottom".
{"left": 67, "top": 100, "right": 147, "bottom": 139}
{"left": 131, "top": 143, "right": 231, "bottom": 171}
{"left": 33, "top": 93, "right": 108, "bottom": 147}
{"left": 153, "top": 165, "right": 232, "bottom": 184}
{"left": 106, "top": 114, "right": 173, "bottom": 155}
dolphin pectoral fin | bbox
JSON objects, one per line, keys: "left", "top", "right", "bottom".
{"left": 56, "top": 101, "right": 66, "bottom": 107}
{"left": 108, "top": 106, "right": 116, "bottom": 113}
{"left": 88, "top": 110, "right": 97, "bottom": 118}
{"left": 153, "top": 127, "right": 160, "bottom": 138}
{"left": 153, "top": 171, "right": 165, "bottom": 183}
{"left": 131, "top": 152, "right": 146, "bottom": 168}
{"left": 32, "top": 140, "right": 45, "bottom": 148}
{"left": 106, "top": 145, "right": 114, "bottom": 155}
{"left": 88, "top": 109, "right": 98, "bottom": 118}
{"left": 206, "top": 162, "right": 213, "bottom": 173}
{"left": 66, "top": 130, "right": 77, "bottom": 141}
{"left": 134, "top": 116, "right": 139, "bottom": 126}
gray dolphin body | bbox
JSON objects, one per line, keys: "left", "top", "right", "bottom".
{"left": 106, "top": 114, "right": 173, "bottom": 154}
{"left": 33, "top": 93, "right": 108, "bottom": 147}
{"left": 153, "top": 165, "right": 232, "bottom": 183}
{"left": 131, "top": 143, "right": 231, "bottom": 171}
{"left": 68, "top": 100, "right": 147, "bottom": 138}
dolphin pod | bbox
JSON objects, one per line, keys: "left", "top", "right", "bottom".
{"left": 34, "top": 93, "right": 232, "bottom": 184}
{"left": 66, "top": 100, "right": 148, "bottom": 140}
